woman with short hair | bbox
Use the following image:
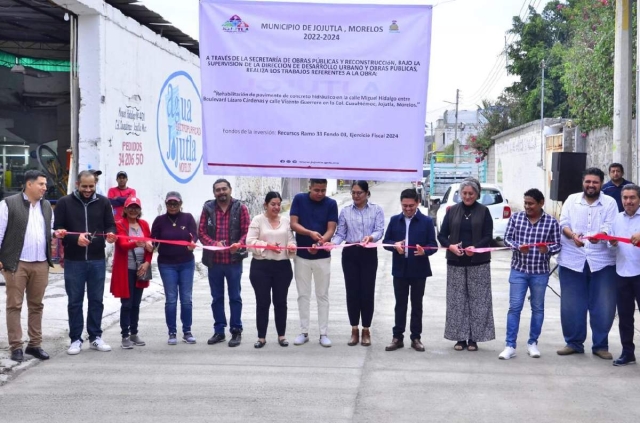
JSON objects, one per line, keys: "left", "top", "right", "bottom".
{"left": 437, "top": 177, "right": 495, "bottom": 352}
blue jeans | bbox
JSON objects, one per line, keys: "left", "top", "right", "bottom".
{"left": 64, "top": 259, "right": 106, "bottom": 342}
{"left": 208, "top": 263, "right": 243, "bottom": 334}
{"left": 505, "top": 269, "right": 549, "bottom": 348}
{"left": 158, "top": 260, "right": 195, "bottom": 334}
{"left": 559, "top": 263, "right": 617, "bottom": 353}
{"left": 120, "top": 269, "right": 144, "bottom": 338}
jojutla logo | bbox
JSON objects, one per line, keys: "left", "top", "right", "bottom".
{"left": 156, "top": 71, "right": 203, "bottom": 184}
{"left": 222, "top": 14, "right": 250, "bottom": 32}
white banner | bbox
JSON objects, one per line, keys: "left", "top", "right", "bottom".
{"left": 199, "top": 0, "right": 432, "bottom": 181}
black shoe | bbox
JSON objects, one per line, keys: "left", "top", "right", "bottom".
{"left": 10, "top": 349, "right": 24, "bottom": 362}
{"left": 207, "top": 333, "right": 226, "bottom": 345}
{"left": 25, "top": 346, "right": 50, "bottom": 360}
{"left": 613, "top": 354, "right": 636, "bottom": 366}
{"left": 229, "top": 333, "right": 242, "bottom": 347}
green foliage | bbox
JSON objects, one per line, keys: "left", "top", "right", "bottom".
{"left": 440, "top": 143, "right": 455, "bottom": 163}
{"left": 561, "top": 0, "right": 616, "bottom": 131}
{"left": 489, "top": 0, "right": 630, "bottom": 134}
{"left": 468, "top": 97, "right": 518, "bottom": 162}
{"left": 505, "top": 1, "right": 569, "bottom": 125}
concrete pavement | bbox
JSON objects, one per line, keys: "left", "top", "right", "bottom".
{"left": 0, "top": 182, "right": 639, "bottom": 422}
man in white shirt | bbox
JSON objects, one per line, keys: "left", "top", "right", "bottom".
{"left": 556, "top": 167, "right": 618, "bottom": 359}
{"left": 0, "top": 170, "right": 65, "bottom": 362}
{"left": 609, "top": 183, "right": 640, "bottom": 366}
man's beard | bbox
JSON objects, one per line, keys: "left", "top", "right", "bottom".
{"left": 583, "top": 189, "right": 599, "bottom": 199}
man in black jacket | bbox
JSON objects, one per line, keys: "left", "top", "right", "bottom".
{"left": 54, "top": 170, "right": 117, "bottom": 355}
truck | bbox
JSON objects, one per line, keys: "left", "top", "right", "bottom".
{"left": 424, "top": 154, "right": 487, "bottom": 220}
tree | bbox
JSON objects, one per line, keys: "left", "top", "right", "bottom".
{"left": 505, "top": 1, "right": 570, "bottom": 125}
{"left": 561, "top": 0, "right": 617, "bottom": 131}
{"left": 468, "top": 96, "right": 518, "bottom": 162}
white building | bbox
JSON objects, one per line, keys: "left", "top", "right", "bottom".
{"left": 432, "top": 109, "right": 487, "bottom": 151}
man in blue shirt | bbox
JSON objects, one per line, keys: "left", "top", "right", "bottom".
{"left": 290, "top": 179, "right": 338, "bottom": 347}
{"left": 602, "top": 163, "right": 633, "bottom": 212}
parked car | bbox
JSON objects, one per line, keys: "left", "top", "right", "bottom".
{"left": 435, "top": 183, "right": 511, "bottom": 241}
{"left": 420, "top": 168, "right": 430, "bottom": 206}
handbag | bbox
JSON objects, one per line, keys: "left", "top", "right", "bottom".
{"left": 130, "top": 249, "right": 152, "bottom": 281}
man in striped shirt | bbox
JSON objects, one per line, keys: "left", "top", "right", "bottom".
{"left": 499, "top": 188, "right": 561, "bottom": 360}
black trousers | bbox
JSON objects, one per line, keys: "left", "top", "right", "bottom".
{"left": 617, "top": 274, "right": 640, "bottom": 355}
{"left": 392, "top": 277, "right": 426, "bottom": 341}
{"left": 342, "top": 246, "right": 378, "bottom": 327}
{"left": 120, "top": 269, "right": 144, "bottom": 337}
{"left": 249, "top": 259, "right": 293, "bottom": 338}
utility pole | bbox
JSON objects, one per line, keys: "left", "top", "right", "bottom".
{"left": 613, "top": 0, "right": 632, "bottom": 177}
{"left": 539, "top": 59, "right": 545, "bottom": 169}
{"left": 454, "top": 89, "right": 459, "bottom": 163}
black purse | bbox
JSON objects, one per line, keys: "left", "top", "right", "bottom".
{"left": 130, "top": 249, "right": 152, "bottom": 281}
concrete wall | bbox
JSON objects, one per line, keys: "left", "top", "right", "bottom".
{"left": 584, "top": 124, "right": 637, "bottom": 182}
{"left": 492, "top": 119, "right": 568, "bottom": 214}
{"left": 68, "top": 0, "right": 283, "bottom": 220}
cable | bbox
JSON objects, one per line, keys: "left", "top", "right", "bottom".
{"left": 465, "top": 0, "right": 538, "bottom": 103}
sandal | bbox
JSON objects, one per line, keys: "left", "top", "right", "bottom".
{"left": 254, "top": 340, "right": 266, "bottom": 349}
{"left": 467, "top": 340, "right": 478, "bottom": 351}
{"left": 278, "top": 338, "right": 289, "bottom": 347}
{"left": 454, "top": 341, "right": 467, "bottom": 351}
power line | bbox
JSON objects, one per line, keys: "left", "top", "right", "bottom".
{"left": 465, "top": 0, "right": 539, "bottom": 104}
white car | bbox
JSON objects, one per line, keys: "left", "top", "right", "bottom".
{"left": 435, "top": 183, "right": 511, "bottom": 241}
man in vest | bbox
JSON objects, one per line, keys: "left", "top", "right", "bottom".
{"left": 0, "top": 170, "right": 65, "bottom": 362}
{"left": 198, "top": 179, "right": 250, "bottom": 347}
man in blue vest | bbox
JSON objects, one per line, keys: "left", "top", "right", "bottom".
{"left": 199, "top": 179, "right": 250, "bottom": 347}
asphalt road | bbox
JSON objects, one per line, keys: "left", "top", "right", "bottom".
{"left": 0, "top": 182, "right": 639, "bottom": 422}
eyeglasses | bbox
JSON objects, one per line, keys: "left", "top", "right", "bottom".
{"left": 166, "top": 202, "right": 181, "bottom": 207}
{"left": 351, "top": 191, "right": 366, "bottom": 196}
{"left": 127, "top": 206, "right": 141, "bottom": 211}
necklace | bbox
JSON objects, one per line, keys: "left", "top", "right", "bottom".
{"left": 168, "top": 214, "right": 178, "bottom": 227}
{"left": 464, "top": 212, "right": 472, "bottom": 220}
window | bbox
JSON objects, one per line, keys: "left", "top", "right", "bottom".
{"left": 452, "top": 189, "right": 503, "bottom": 206}
{"left": 442, "top": 187, "right": 451, "bottom": 203}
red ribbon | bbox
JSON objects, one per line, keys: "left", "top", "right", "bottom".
{"left": 63, "top": 232, "right": 541, "bottom": 253}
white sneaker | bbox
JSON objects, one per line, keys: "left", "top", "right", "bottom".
{"left": 527, "top": 343, "right": 541, "bottom": 358}
{"left": 67, "top": 340, "right": 82, "bottom": 355}
{"left": 499, "top": 346, "right": 516, "bottom": 360}
{"left": 319, "top": 335, "right": 332, "bottom": 348}
{"left": 293, "top": 333, "right": 309, "bottom": 345}
{"left": 90, "top": 337, "right": 112, "bottom": 352}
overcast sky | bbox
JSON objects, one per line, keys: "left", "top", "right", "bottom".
{"left": 143, "top": 0, "right": 541, "bottom": 126}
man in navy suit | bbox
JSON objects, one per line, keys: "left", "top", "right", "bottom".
{"left": 382, "top": 188, "right": 438, "bottom": 352}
